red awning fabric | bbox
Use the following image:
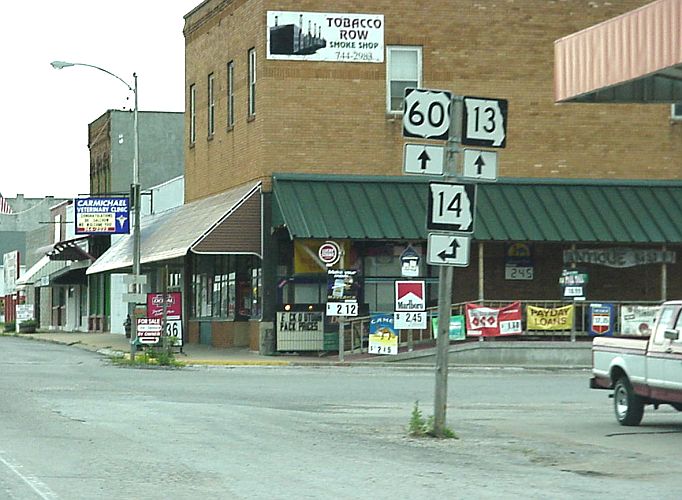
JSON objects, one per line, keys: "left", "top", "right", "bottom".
{"left": 554, "top": 0, "right": 682, "bottom": 103}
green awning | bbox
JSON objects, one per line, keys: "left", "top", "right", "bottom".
{"left": 272, "top": 173, "right": 682, "bottom": 243}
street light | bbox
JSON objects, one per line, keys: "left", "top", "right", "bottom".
{"left": 51, "top": 60, "right": 142, "bottom": 360}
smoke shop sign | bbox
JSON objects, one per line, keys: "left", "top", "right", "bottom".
{"left": 563, "top": 248, "right": 676, "bottom": 268}
{"left": 267, "top": 11, "right": 384, "bottom": 63}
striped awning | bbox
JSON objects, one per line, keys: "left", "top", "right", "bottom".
{"left": 273, "top": 173, "right": 682, "bottom": 243}
{"left": 554, "top": 0, "right": 682, "bottom": 103}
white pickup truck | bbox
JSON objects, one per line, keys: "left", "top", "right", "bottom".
{"left": 591, "top": 300, "right": 682, "bottom": 426}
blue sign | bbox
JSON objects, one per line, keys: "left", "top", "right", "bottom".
{"left": 588, "top": 303, "right": 614, "bottom": 336}
{"left": 74, "top": 197, "right": 130, "bottom": 234}
{"left": 369, "top": 313, "right": 395, "bottom": 336}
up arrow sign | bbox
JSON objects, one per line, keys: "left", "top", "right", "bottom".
{"left": 462, "top": 149, "right": 498, "bottom": 182}
{"left": 403, "top": 144, "right": 445, "bottom": 176}
{"left": 418, "top": 149, "right": 431, "bottom": 170}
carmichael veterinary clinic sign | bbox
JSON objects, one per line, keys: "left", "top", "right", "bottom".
{"left": 75, "top": 197, "right": 130, "bottom": 235}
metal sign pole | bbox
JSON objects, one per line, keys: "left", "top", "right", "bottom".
{"left": 433, "top": 265, "right": 453, "bottom": 435}
{"left": 338, "top": 318, "right": 345, "bottom": 362}
{"left": 433, "top": 95, "right": 461, "bottom": 437}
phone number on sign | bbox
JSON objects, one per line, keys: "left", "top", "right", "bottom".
{"left": 335, "top": 51, "right": 375, "bottom": 62}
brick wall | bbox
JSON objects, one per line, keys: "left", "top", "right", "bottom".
{"left": 184, "top": 0, "right": 680, "bottom": 202}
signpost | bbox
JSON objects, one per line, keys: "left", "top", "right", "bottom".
{"left": 403, "top": 87, "right": 508, "bottom": 437}
{"left": 427, "top": 182, "right": 476, "bottom": 233}
{"left": 402, "top": 88, "right": 452, "bottom": 140}
{"left": 403, "top": 144, "right": 445, "bottom": 176}
{"left": 461, "top": 149, "right": 498, "bottom": 181}
{"left": 461, "top": 96, "right": 508, "bottom": 148}
{"left": 427, "top": 233, "right": 470, "bottom": 267}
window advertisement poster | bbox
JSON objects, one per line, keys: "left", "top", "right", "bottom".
{"left": 465, "top": 302, "right": 522, "bottom": 337}
{"left": 326, "top": 269, "right": 359, "bottom": 316}
{"left": 74, "top": 197, "right": 130, "bottom": 234}
{"left": 504, "top": 242, "right": 533, "bottom": 281}
{"left": 368, "top": 313, "right": 398, "bottom": 355}
{"left": 267, "top": 11, "right": 384, "bottom": 63}
{"left": 526, "top": 305, "right": 574, "bottom": 331}
{"left": 588, "top": 303, "right": 615, "bottom": 336}
{"left": 620, "top": 304, "right": 660, "bottom": 336}
{"left": 431, "top": 315, "right": 466, "bottom": 341}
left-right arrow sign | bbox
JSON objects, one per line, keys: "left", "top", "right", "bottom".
{"left": 427, "top": 233, "right": 471, "bottom": 267}
{"left": 403, "top": 144, "right": 445, "bottom": 176}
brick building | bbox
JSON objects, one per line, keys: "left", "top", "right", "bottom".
{"left": 171, "top": 0, "right": 682, "bottom": 350}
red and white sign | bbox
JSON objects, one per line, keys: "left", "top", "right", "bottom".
{"left": 136, "top": 317, "right": 163, "bottom": 344}
{"left": 394, "top": 281, "right": 425, "bottom": 312}
{"left": 318, "top": 241, "right": 341, "bottom": 267}
{"left": 147, "top": 292, "right": 182, "bottom": 318}
{"left": 465, "top": 302, "right": 522, "bottom": 337}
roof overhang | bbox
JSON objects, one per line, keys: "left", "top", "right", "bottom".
{"left": 16, "top": 256, "right": 69, "bottom": 287}
{"left": 272, "top": 173, "right": 682, "bottom": 244}
{"left": 86, "top": 182, "right": 262, "bottom": 275}
{"left": 47, "top": 236, "right": 93, "bottom": 261}
{"left": 554, "top": 0, "right": 682, "bottom": 103}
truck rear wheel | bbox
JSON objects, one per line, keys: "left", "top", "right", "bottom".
{"left": 614, "top": 377, "right": 644, "bottom": 426}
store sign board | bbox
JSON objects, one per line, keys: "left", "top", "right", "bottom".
{"left": 267, "top": 11, "right": 384, "bottom": 63}
{"left": 75, "top": 197, "right": 130, "bottom": 235}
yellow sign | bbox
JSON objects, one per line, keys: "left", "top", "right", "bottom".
{"left": 294, "top": 239, "right": 350, "bottom": 273}
{"left": 527, "top": 305, "right": 574, "bottom": 330}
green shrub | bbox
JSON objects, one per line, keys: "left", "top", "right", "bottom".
{"left": 407, "top": 401, "right": 458, "bottom": 439}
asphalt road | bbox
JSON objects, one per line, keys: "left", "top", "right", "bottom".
{"left": 1, "top": 336, "right": 680, "bottom": 499}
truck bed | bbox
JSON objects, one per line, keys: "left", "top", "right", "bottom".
{"left": 593, "top": 336, "right": 648, "bottom": 353}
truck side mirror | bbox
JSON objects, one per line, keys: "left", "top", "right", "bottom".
{"left": 664, "top": 328, "right": 679, "bottom": 341}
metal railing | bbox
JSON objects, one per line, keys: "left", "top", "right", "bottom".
{"left": 343, "top": 299, "right": 662, "bottom": 353}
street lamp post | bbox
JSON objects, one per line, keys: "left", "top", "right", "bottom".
{"left": 51, "top": 60, "right": 142, "bottom": 360}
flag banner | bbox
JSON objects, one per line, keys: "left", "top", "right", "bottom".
{"left": 466, "top": 302, "right": 522, "bottom": 337}
{"left": 0, "top": 195, "right": 14, "bottom": 214}
{"left": 527, "top": 305, "right": 574, "bottom": 331}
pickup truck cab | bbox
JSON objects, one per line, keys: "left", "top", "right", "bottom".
{"left": 591, "top": 300, "right": 682, "bottom": 426}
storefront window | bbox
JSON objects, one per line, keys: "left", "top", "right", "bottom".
{"left": 190, "top": 254, "right": 262, "bottom": 320}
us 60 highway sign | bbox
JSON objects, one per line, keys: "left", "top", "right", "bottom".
{"left": 403, "top": 88, "right": 452, "bottom": 140}
{"left": 462, "top": 96, "right": 507, "bottom": 148}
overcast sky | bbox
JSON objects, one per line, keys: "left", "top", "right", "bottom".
{"left": 1, "top": 0, "right": 201, "bottom": 198}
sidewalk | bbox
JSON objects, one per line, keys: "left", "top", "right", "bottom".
{"left": 7, "top": 331, "right": 391, "bottom": 367}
